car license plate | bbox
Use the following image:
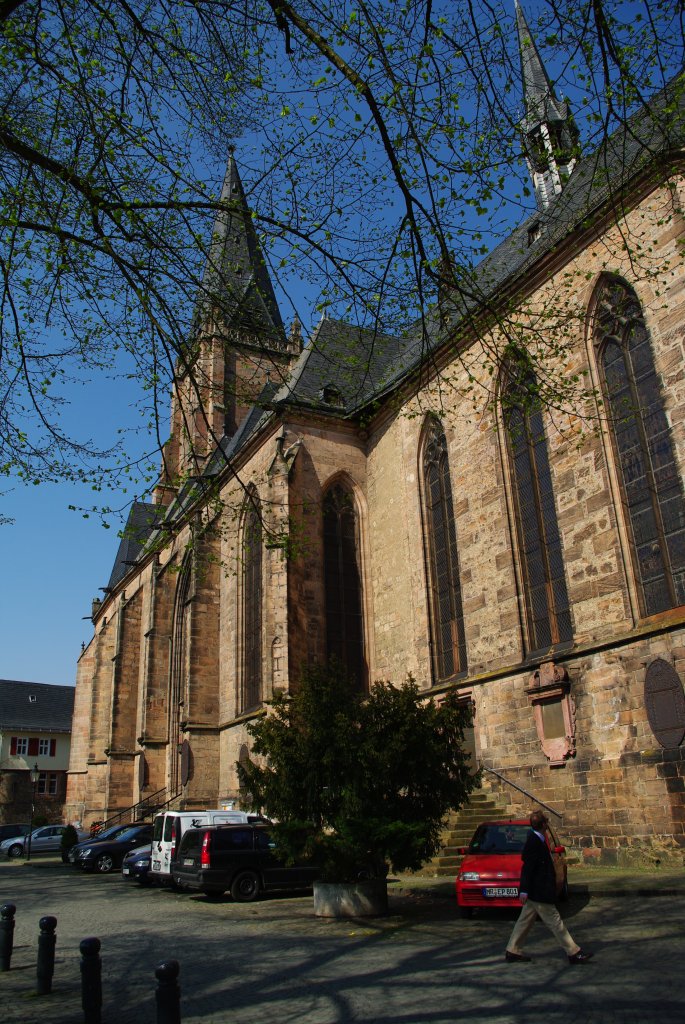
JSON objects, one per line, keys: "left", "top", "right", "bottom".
{"left": 122, "top": 868, "right": 130, "bottom": 875}
{"left": 152, "top": 860, "right": 161, "bottom": 870}
{"left": 183, "top": 858, "right": 194, "bottom": 866}
{"left": 483, "top": 886, "right": 518, "bottom": 898}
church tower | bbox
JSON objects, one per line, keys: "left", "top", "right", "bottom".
{"left": 155, "top": 152, "right": 302, "bottom": 500}
{"left": 516, "top": 0, "right": 579, "bottom": 210}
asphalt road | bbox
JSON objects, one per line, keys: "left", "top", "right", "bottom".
{"left": 1, "top": 859, "right": 683, "bottom": 1024}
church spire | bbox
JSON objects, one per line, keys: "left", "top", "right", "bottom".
{"left": 515, "top": 0, "right": 579, "bottom": 210}
{"left": 201, "top": 149, "right": 287, "bottom": 349}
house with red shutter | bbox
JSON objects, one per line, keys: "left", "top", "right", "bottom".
{"left": 0, "top": 679, "right": 74, "bottom": 825}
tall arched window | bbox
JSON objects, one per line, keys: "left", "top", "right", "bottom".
{"left": 242, "top": 493, "right": 263, "bottom": 711}
{"left": 323, "top": 482, "right": 366, "bottom": 690}
{"left": 421, "top": 417, "right": 467, "bottom": 681}
{"left": 503, "top": 359, "right": 572, "bottom": 654}
{"left": 594, "top": 277, "right": 685, "bottom": 616}
{"left": 169, "top": 554, "right": 193, "bottom": 794}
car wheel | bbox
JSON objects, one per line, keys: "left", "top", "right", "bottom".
{"left": 458, "top": 905, "right": 474, "bottom": 919}
{"left": 8, "top": 844, "right": 24, "bottom": 859}
{"left": 95, "top": 853, "right": 114, "bottom": 873}
{"left": 558, "top": 877, "right": 569, "bottom": 902}
{"left": 231, "top": 870, "right": 260, "bottom": 902}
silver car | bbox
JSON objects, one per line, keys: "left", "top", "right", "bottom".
{"left": 1, "top": 824, "right": 85, "bottom": 858}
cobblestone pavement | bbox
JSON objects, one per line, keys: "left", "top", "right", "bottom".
{"left": 1, "top": 859, "right": 683, "bottom": 1024}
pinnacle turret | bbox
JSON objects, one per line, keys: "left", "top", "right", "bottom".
{"left": 515, "top": 0, "right": 579, "bottom": 210}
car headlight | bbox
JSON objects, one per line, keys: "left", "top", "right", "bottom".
{"left": 134, "top": 859, "right": 149, "bottom": 868}
{"left": 79, "top": 848, "right": 92, "bottom": 857}
{"left": 459, "top": 871, "right": 481, "bottom": 881}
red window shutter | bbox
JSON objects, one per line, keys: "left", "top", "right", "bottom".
{"left": 10, "top": 737, "right": 17, "bottom": 755}
{"left": 49, "top": 739, "right": 56, "bottom": 757}
{"left": 28, "top": 737, "right": 39, "bottom": 756}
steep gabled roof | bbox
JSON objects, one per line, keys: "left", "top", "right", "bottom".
{"left": 200, "top": 155, "right": 285, "bottom": 346}
{"left": 272, "top": 316, "right": 408, "bottom": 415}
{"left": 106, "top": 501, "right": 165, "bottom": 591}
{"left": 515, "top": 0, "right": 569, "bottom": 130}
{"left": 0, "top": 679, "right": 74, "bottom": 733}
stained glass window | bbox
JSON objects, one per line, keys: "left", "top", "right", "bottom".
{"left": 422, "top": 418, "right": 467, "bottom": 680}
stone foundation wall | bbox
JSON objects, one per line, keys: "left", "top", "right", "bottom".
{"left": 475, "top": 626, "right": 685, "bottom": 865}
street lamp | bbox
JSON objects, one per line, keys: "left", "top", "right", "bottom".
{"left": 26, "top": 763, "right": 40, "bottom": 862}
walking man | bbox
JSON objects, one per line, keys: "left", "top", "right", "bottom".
{"left": 505, "top": 810, "right": 593, "bottom": 964}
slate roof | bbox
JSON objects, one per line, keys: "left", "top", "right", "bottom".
{"left": 198, "top": 155, "right": 286, "bottom": 345}
{"left": 106, "top": 501, "right": 165, "bottom": 591}
{"left": 272, "top": 317, "right": 406, "bottom": 414}
{"left": 515, "top": 0, "right": 569, "bottom": 130}
{"left": 0, "top": 679, "right": 74, "bottom": 733}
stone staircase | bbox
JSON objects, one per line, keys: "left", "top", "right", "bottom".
{"left": 419, "top": 790, "right": 512, "bottom": 877}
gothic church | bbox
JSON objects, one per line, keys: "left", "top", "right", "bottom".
{"left": 66, "top": 8, "right": 685, "bottom": 863}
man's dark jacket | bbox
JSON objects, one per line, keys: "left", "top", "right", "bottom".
{"left": 519, "top": 830, "right": 557, "bottom": 903}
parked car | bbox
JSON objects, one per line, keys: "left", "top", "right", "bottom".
{"left": 68, "top": 821, "right": 149, "bottom": 865}
{"left": 1, "top": 824, "right": 86, "bottom": 858}
{"left": 121, "top": 843, "right": 152, "bottom": 884}
{"left": 0, "top": 823, "right": 30, "bottom": 843}
{"left": 76, "top": 824, "right": 154, "bottom": 873}
{"left": 455, "top": 818, "right": 568, "bottom": 917}
{"left": 149, "top": 809, "right": 268, "bottom": 886}
{"left": 172, "top": 823, "right": 319, "bottom": 901}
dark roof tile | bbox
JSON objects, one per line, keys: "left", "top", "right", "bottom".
{"left": 0, "top": 679, "right": 74, "bottom": 732}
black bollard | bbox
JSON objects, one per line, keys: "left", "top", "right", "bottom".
{"left": 0, "top": 903, "right": 16, "bottom": 971}
{"left": 37, "top": 915, "right": 57, "bottom": 994}
{"left": 155, "top": 959, "right": 181, "bottom": 1024}
{"left": 80, "top": 937, "right": 102, "bottom": 1024}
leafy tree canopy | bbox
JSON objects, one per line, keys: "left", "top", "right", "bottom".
{"left": 1, "top": 1, "right": 683, "bottom": 509}
{"left": 238, "top": 661, "right": 479, "bottom": 881}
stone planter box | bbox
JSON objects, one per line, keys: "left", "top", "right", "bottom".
{"left": 313, "top": 879, "right": 389, "bottom": 918}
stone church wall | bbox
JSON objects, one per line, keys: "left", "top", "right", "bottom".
{"left": 65, "top": 173, "right": 685, "bottom": 858}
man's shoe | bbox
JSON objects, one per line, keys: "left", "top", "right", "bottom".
{"left": 505, "top": 951, "right": 531, "bottom": 962}
{"left": 568, "top": 950, "right": 593, "bottom": 964}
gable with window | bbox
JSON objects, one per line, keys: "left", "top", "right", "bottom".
{"left": 594, "top": 276, "right": 685, "bottom": 617}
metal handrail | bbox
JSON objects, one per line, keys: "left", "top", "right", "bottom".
{"left": 480, "top": 764, "right": 562, "bottom": 819}
{"left": 92, "top": 786, "right": 177, "bottom": 834}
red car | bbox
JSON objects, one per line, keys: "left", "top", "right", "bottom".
{"left": 455, "top": 818, "right": 568, "bottom": 917}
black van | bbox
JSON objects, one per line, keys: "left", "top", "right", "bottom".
{"left": 172, "top": 823, "right": 319, "bottom": 901}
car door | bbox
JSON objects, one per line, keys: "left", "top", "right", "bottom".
{"left": 32, "top": 826, "right": 63, "bottom": 851}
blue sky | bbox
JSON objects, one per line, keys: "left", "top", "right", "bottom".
{"left": 0, "top": 366, "right": 153, "bottom": 686}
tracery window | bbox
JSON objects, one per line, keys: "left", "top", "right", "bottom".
{"left": 242, "top": 493, "right": 263, "bottom": 711}
{"left": 323, "top": 482, "right": 366, "bottom": 690}
{"left": 421, "top": 418, "right": 467, "bottom": 681}
{"left": 594, "top": 277, "right": 685, "bottom": 616}
{"left": 503, "top": 360, "right": 572, "bottom": 654}
{"left": 169, "top": 554, "right": 193, "bottom": 794}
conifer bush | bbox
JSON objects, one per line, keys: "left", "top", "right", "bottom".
{"left": 237, "top": 661, "right": 479, "bottom": 883}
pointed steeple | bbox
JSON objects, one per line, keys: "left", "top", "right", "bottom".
{"left": 201, "top": 149, "right": 287, "bottom": 350}
{"left": 515, "top": 0, "right": 579, "bottom": 210}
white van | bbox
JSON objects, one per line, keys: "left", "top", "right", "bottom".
{"left": 149, "top": 809, "right": 266, "bottom": 884}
